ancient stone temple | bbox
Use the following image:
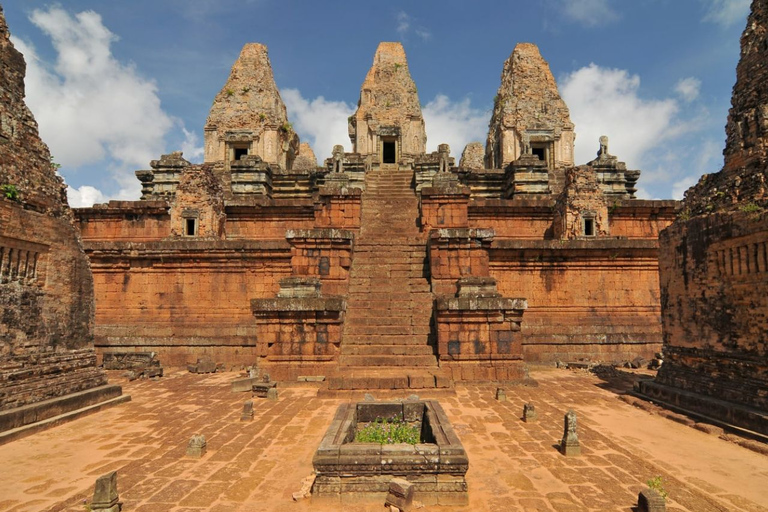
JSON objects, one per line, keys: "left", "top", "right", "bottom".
{"left": 75, "top": 38, "right": 677, "bottom": 387}
{"left": 639, "top": 0, "right": 768, "bottom": 437}
{"left": 0, "top": 7, "right": 124, "bottom": 438}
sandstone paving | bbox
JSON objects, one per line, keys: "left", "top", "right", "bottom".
{"left": 0, "top": 368, "right": 765, "bottom": 512}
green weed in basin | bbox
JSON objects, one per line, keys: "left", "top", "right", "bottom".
{"left": 355, "top": 417, "right": 420, "bottom": 445}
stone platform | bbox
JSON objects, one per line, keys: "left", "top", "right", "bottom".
{"left": 0, "top": 368, "right": 765, "bottom": 512}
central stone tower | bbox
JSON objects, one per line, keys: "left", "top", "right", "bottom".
{"left": 348, "top": 42, "right": 427, "bottom": 168}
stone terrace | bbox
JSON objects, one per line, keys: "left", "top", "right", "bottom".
{"left": 0, "top": 369, "right": 765, "bottom": 512}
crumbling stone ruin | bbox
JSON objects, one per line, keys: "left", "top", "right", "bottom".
{"left": 0, "top": 6, "right": 124, "bottom": 438}
{"left": 639, "top": 0, "right": 768, "bottom": 437}
{"left": 71, "top": 36, "right": 680, "bottom": 387}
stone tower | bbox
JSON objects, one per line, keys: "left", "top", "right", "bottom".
{"left": 486, "top": 43, "right": 575, "bottom": 173}
{"left": 639, "top": 0, "right": 768, "bottom": 437}
{"left": 0, "top": 5, "right": 123, "bottom": 433}
{"left": 723, "top": 1, "right": 768, "bottom": 175}
{"left": 204, "top": 43, "right": 299, "bottom": 170}
{"left": 348, "top": 42, "right": 426, "bottom": 166}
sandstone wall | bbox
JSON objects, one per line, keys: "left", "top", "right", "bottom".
{"left": 490, "top": 239, "right": 662, "bottom": 361}
{"left": 87, "top": 240, "right": 291, "bottom": 366}
{"left": 654, "top": 212, "right": 768, "bottom": 411}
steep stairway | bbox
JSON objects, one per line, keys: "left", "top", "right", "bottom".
{"left": 328, "top": 168, "right": 449, "bottom": 390}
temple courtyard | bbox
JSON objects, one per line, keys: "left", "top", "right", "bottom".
{"left": 0, "top": 368, "right": 765, "bottom": 512}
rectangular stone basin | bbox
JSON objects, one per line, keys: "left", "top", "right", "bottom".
{"left": 312, "top": 400, "right": 468, "bottom": 505}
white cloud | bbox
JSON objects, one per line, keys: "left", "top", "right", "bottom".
{"left": 558, "top": 0, "right": 619, "bottom": 27}
{"left": 560, "top": 63, "right": 680, "bottom": 169}
{"left": 396, "top": 11, "right": 411, "bottom": 35}
{"left": 281, "top": 89, "right": 354, "bottom": 161}
{"left": 675, "top": 77, "right": 702, "bottom": 102}
{"left": 422, "top": 95, "right": 488, "bottom": 158}
{"left": 12, "top": 6, "right": 174, "bottom": 201}
{"left": 671, "top": 175, "right": 698, "bottom": 200}
{"left": 67, "top": 185, "right": 106, "bottom": 208}
{"left": 395, "top": 11, "right": 432, "bottom": 40}
{"left": 180, "top": 127, "right": 204, "bottom": 163}
{"left": 702, "top": 0, "right": 750, "bottom": 27}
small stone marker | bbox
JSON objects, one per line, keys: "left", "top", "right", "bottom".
{"left": 638, "top": 488, "right": 666, "bottom": 512}
{"left": 495, "top": 388, "right": 507, "bottom": 402}
{"left": 240, "top": 400, "right": 254, "bottom": 421}
{"left": 523, "top": 403, "right": 537, "bottom": 422}
{"left": 406, "top": 394, "right": 419, "bottom": 402}
{"left": 385, "top": 478, "right": 414, "bottom": 512}
{"left": 560, "top": 410, "right": 580, "bottom": 456}
{"left": 186, "top": 434, "right": 207, "bottom": 458}
{"left": 364, "top": 393, "right": 376, "bottom": 402}
{"left": 267, "top": 387, "right": 278, "bottom": 401}
{"left": 91, "top": 471, "right": 121, "bottom": 512}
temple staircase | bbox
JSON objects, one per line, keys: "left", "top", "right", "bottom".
{"left": 327, "top": 167, "right": 449, "bottom": 390}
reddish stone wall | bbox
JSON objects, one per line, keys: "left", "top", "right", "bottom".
{"left": 86, "top": 240, "right": 291, "bottom": 367}
{"left": 428, "top": 229, "right": 493, "bottom": 296}
{"left": 421, "top": 193, "right": 470, "bottom": 231}
{"left": 287, "top": 230, "right": 353, "bottom": 297}
{"left": 314, "top": 193, "right": 362, "bottom": 230}
{"left": 469, "top": 201, "right": 554, "bottom": 239}
{"left": 76, "top": 202, "right": 171, "bottom": 242}
{"left": 608, "top": 201, "right": 678, "bottom": 239}
{"left": 490, "top": 239, "right": 663, "bottom": 362}
{"left": 654, "top": 212, "right": 768, "bottom": 412}
{"left": 225, "top": 205, "right": 315, "bottom": 239}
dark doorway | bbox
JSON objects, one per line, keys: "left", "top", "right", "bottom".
{"left": 233, "top": 147, "right": 248, "bottom": 161}
{"left": 186, "top": 218, "right": 197, "bottom": 236}
{"left": 383, "top": 141, "right": 396, "bottom": 163}
{"left": 584, "top": 218, "right": 595, "bottom": 237}
{"left": 532, "top": 146, "right": 546, "bottom": 161}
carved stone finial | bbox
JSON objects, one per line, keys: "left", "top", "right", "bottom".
{"left": 332, "top": 144, "right": 345, "bottom": 173}
{"left": 521, "top": 131, "right": 532, "bottom": 156}
{"left": 598, "top": 135, "right": 609, "bottom": 158}
{"left": 438, "top": 143, "right": 451, "bottom": 173}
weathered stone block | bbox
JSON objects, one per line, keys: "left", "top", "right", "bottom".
{"left": 638, "top": 488, "right": 666, "bottom": 512}
{"left": 385, "top": 478, "right": 414, "bottom": 511}
{"left": 186, "top": 434, "right": 207, "bottom": 458}
{"left": 240, "top": 400, "right": 254, "bottom": 421}
{"left": 91, "top": 471, "right": 121, "bottom": 512}
{"left": 560, "top": 410, "right": 580, "bottom": 457}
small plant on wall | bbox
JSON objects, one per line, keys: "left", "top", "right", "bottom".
{"left": 2, "top": 184, "right": 19, "bottom": 201}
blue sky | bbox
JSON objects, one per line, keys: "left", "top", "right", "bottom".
{"left": 3, "top": 0, "right": 751, "bottom": 206}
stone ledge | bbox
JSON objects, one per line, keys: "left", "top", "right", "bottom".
{"left": 85, "top": 239, "right": 290, "bottom": 254}
{"left": 285, "top": 228, "right": 355, "bottom": 240}
{"left": 251, "top": 296, "right": 345, "bottom": 312}
{"left": 429, "top": 228, "right": 495, "bottom": 240}
{"left": 491, "top": 238, "right": 659, "bottom": 250}
{"left": 0, "top": 393, "right": 130, "bottom": 446}
{"left": 0, "top": 384, "right": 127, "bottom": 437}
{"left": 435, "top": 296, "right": 527, "bottom": 311}
{"left": 636, "top": 380, "right": 768, "bottom": 439}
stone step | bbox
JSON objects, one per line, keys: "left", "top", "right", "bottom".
{"left": 326, "top": 368, "right": 451, "bottom": 391}
{"left": 342, "top": 335, "right": 431, "bottom": 345}
{"left": 343, "top": 324, "right": 432, "bottom": 336}
{"left": 344, "top": 318, "right": 433, "bottom": 328}
{"left": 344, "top": 304, "right": 433, "bottom": 314}
{"left": 344, "top": 313, "right": 433, "bottom": 324}
{"left": 338, "top": 354, "right": 438, "bottom": 367}
{"left": 340, "top": 344, "right": 435, "bottom": 356}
